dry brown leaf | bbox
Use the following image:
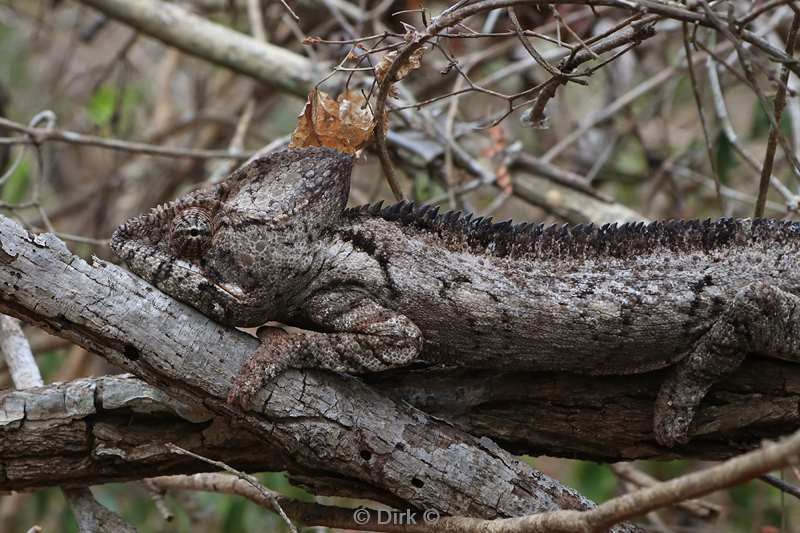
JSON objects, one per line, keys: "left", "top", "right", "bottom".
{"left": 375, "top": 47, "right": 425, "bottom": 85}
{"left": 374, "top": 51, "right": 398, "bottom": 83}
{"left": 289, "top": 89, "right": 374, "bottom": 154}
{"left": 336, "top": 90, "right": 374, "bottom": 149}
{"left": 485, "top": 126, "right": 512, "bottom": 194}
{"left": 495, "top": 165, "right": 512, "bottom": 194}
{"left": 398, "top": 47, "right": 425, "bottom": 80}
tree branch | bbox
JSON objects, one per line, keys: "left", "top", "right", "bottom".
{"left": 75, "top": 0, "right": 318, "bottom": 97}
{"left": 4, "top": 350, "right": 799, "bottom": 494}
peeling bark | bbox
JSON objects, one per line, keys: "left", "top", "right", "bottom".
{"left": 0, "top": 376, "right": 272, "bottom": 491}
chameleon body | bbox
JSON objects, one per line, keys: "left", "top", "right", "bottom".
{"left": 111, "top": 147, "right": 800, "bottom": 447}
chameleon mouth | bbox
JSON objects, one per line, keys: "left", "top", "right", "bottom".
{"left": 169, "top": 259, "right": 246, "bottom": 302}
{"left": 217, "top": 281, "right": 246, "bottom": 299}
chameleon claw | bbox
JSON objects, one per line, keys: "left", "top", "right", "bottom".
{"left": 227, "top": 327, "right": 292, "bottom": 409}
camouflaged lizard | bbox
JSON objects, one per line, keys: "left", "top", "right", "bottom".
{"left": 111, "top": 147, "right": 800, "bottom": 447}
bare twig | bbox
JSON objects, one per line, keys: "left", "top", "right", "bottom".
{"left": 0, "top": 116, "right": 249, "bottom": 160}
{"left": 165, "top": 444, "right": 299, "bottom": 533}
{"left": 759, "top": 473, "right": 800, "bottom": 501}
{"left": 706, "top": 52, "right": 799, "bottom": 209}
{"left": 151, "top": 473, "right": 441, "bottom": 533}
{"left": 77, "top": 0, "right": 315, "bottom": 96}
{"left": 0, "top": 314, "right": 137, "bottom": 531}
{"left": 700, "top": 0, "right": 800, "bottom": 182}
{"left": 610, "top": 463, "right": 722, "bottom": 519}
{"left": 245, "top": 0, "right": 267, "bottom": 42}
{"left": 435, "top": 427, "right": 800, "bottom": 532}
{"left": 64, "top": 488, "right": 137, "bottom": 533}
{"left": 755, "top": 10, "right": 799, "bottom": 217}
{"left": 143, "top": 480, "right": 175, "bottom": 523}
{"left": 682, "top": 23, "right": 723, "bottom": 210}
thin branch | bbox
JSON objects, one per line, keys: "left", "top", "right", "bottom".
{"left": 507, "top": 7, "right": 567, "bottom": 78}
{"left": 77, "top": 0, "right": 315, "bottom": 97}
{"left": 755, "top": 10, "right": 799, "bottom": 217}
{"left": 610, "top": 463, "right": 722, "bottom": 519}
{"left": 64, "top": 488, "right": 137, "bottom": 533}
{"left": 705, "top": 53, "right": 799, "bottom": 209}
{"left": 0, "top": 312, "right": 137, "bottom": 532}
{"left": 759, "top": 473, "right": 800, "bottom": 501}
{"left": 0, "top": 116, "right": 249, "bottom": 160}
{"left": 435, "top": 427, "right": 800, "bottom": 532}
{"left": 700, "top": 0, "right": 800, "bottom": 182}
{"left": 682, "top": 22, "right": 723, "bottom": 210}
{"left": 165, "top": 444, "right": 298, "bottom": 533}
{"left": 152, "top": 473, "right": 441, "bottom": 533}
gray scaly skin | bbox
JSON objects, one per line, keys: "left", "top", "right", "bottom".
{"left": 111, "top": 147, "right": 800, "bottom": 447}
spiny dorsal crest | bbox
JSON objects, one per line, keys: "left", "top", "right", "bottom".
{"left": 344, "top": 200, "right": 800, "bottom": 260}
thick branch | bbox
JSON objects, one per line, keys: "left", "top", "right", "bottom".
{"left": 3, "top": 350, "right": 798, "bottom": 494}
{"left": 370, "top": 362, "right": 800, "bottom": 462}
{"left": 0, "top": 215, "right": 629, "bottom": 526}
{"left": 75, "top": 0, "right": 317, "bottom": 97}
{"left": 0, "top": 376, "right": 275, "bottom": 491}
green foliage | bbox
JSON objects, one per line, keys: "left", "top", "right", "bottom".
{"left": 36, "top": 349, "right": 67, "bottom": 381}
{"left": 714, "top": 132, "right": 736, "bottom": 184}
{"left": 1, "top": 157, "right": 30, "bottom": 204}
{"left": 413, "top": 171, "right": 443, "bottom": 203}
{"left": 219, "top": 497, "right": 249, "bottom": 533}
{"left": 641, "top": 458, "right": 691, "bottom": 479}
{"left": 0, "top": 20, "right": 29, "bottom": 87}
{"left": 569, "top": 462, "right": 617, "bottom": 503}
{"left": 28, "top": 488, "right": 78, "bottom": 533}
{"left": 258, "top": 472, "right": 314, "bottom": 502}
{"left": 727, "top": 479, "right": 786, "bottom": 532}
{"left": 751, "top": 98, "right": 793, "bottom": 139}
{"left": 613, "top": 138, "right": 648, "bottom": 177}
{"left": 87, "top": 85, "right": 143, "bottom": 134}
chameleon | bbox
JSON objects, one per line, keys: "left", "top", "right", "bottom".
{"left": 111, "top": 146, "right": 800, "bottom": 447}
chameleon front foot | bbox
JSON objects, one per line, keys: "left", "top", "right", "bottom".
{"left": 226, "top": 292, "right": 424, "bottom": 409}
{"left": 227, "top": 326, "right": 292, "bottom": 408}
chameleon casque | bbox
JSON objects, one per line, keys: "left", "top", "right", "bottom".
{"left": 111, "top": 147, "right": 800, "bottom": 447}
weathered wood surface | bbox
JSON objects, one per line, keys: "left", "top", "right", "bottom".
{"left": 0, "top": 376, "right": 271, "bottom": 491}
{"left": 0, "top": 215, "right": 624, "bottom": 525}
{"left": 3, "top": 353, "right": 798, "bottom": 494}
{"left": 369, "top": 362, "right": 800, "bottom": 461}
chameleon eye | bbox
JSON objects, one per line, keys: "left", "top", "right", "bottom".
{"left": 170, "top": 207, "right": 213, "bottom": 258}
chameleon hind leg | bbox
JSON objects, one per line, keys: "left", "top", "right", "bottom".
{"left": 227, "top": 289, "right": 423, "bottom": 409}
{"left": 654, "top": 282, "right": 800, "bottom": 447}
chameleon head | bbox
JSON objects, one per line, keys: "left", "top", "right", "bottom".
{"left": 109, "top": 190, "right": 248, "bottom": 325}
{"left": 110, "top": 147, "right": 355, "bottom": 327}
